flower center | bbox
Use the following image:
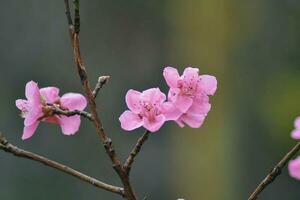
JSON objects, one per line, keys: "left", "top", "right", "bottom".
{"left": 140, "top": 101, "right": 160, "bottom": 122}
{"left": 178, "top": 77, "right": 199, "bottom": 97}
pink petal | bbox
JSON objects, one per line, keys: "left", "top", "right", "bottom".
{"left": 294, "top": 117, "right": 300, "bottom": 129}
{"left": 291, "top": 129, "right": 300, "bottom": 140}
{"left": 288, "top": 157, "right": 300, "bottom": 180}
{"left": 175, "top": 119, "right": 185, "bottom": 128}
{"left": 16, "top": 99, "right": 27, "bottom": 110}
{"left": 168, "top": 88, "right": 180, "bottom": 103}
{"left": 60, "top": 93, "right": 87, "bottom": 111}
{"left": 58, "top": 115, "right": 81, "bottom": 135}
{"left": 25, "top": 81, "right": 41, "bottom": 103}
{"left": 163, "top": 67, "right": 180, "bottom": 88}
{"left": 125, "top": 89, "right": 141, "bottom": 113}
{"left": 24, "top": 105, "right": 43, "bottom": 126}
{"left": 182, "top": 67, "right": 199, "bottom": 79}
{"left": 21, "top": 81, "right": 43, "bottom": 126}
{"left": 143, "top": 114, "right": 165, "bottom": 132}
{"left": 175, "top": 95, "right": 193, "bottom": 113}
{"left": 22, "top": 122, "right": 39, "bottom": 140}
{"left": 40, "top": 87, "right": 60, "bottom": 104}
{"left": 119, "top": 110, "right": 143, "bottom": 131}
{"left": 179, "top": 113, "right": 206, "bottom": 128}
{"left": 199, "top": 75, "right": 217, "bottom": 95}
{"left": 142, "top": 88, "right": 166, "bottom": 104}
{"left": 188, "top": 96, "right": 211, "bottom": 115}
{"left": 161, "top": 102, "right": 182, "bottom": 121}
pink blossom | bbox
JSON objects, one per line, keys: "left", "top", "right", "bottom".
{"left": 16, "top": 81, "right": 87, "bottom": 140}
{"left": 288, "top": 156, "right": 300, "bottom": 180}
{"left": 291, "top": 117, "right": 300, "bottom": 140}
{"left": 119, "top": 88, "right": 181, "bottom": 132}
{"left": 163, "top": 67, "right": 217, "bottom": 128}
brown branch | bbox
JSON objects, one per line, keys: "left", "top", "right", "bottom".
{"left": 49, "top": 104, "right": 94, "bottom": 121}
{"left": 93, "top": 76, "right": 110, "bottom": 98}
{"left": 0, "top": 133, "right": 124, "bottom": 196}
{"left": 124, "top": 130, "right": 150, "bottom": 175}
{"left": 73, "top": 0, "right": 80, "bottom": 33}
{"left": 248, "top": 142, "right": 300, "bottom": 200}
{"left": 64, "top": 1, "right": 137, "bottom": 199}
{"left": 64, "top": 0, "right": 73, "bottom": 26}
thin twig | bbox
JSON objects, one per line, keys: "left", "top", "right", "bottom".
{"left": 49, "top": 104, "right": 94, "bottom": 121}
{"left": 73, "top": 0, "right": 80, "bottom": 33}
{"left": 93, "top": 76, "right": 110, "bottom": 98}
{"left": 64, "top": 0, "right": 73, "bottom": 26}
{"left": 124, "top": 130, "right": 150, "bottom": 175}
{"left": 248, "top": 142, "right": 300, "bottom": 200}
{"left": 64, "top": 1, "right": 137, "bottom": 199}
{"left": 0, "top": 133, "right": 124, "bottom": 196}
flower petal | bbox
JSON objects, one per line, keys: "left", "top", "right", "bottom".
{"left": 168, "top": 88, "right": 180, "bottom": 103}
{"left": 58, "top": 115, "right": 81, "bottom": 135}
{"left": 199, "top": 75, "right": 217, "bottom": 95}
{"left": 294, "top": 117, "right": 300, "bottom": 129}
{"left": 143, "top": 114, "right": 165, "bottom": 132}
{"left": 142, "top": 88, "right": 166, "bottom": 104}
{"left": 291, "top": 129, "right": 300, "bottom": 140}
{"left": 22, "top": 122, "right": 39, "bottom": 140}
{"left": 182, "top": 67, "right": 199, "bottom": 80}
{"left": 163, "top": 67, "right": 180, "bottom": 88}
{"left": 16, "top": 99, "right": 27, "bottom": 110}
{"left": 60, "top": 93, "right": 87, "bottom": 111}
{"left": 119, "top": 110, "right": 143, "bottom": 131}
{"left": 125, "top": 89, "right": 141, "bottom": 113}
{"left": 24, "top": 105, "right": 43, "bottom": 126}
{"left": 179, "top": 113, "right": 206, "bottom": 128}
{"left": 288, "top": 157, "right": 300, "bottom": 180}
{"left": 188, "top": 95, "right": 211, "bottom": 115}
{"left": 161, "top": 102, "right": 182, "bottom": 121}
{"left": 25, "top": 81, "right": 40, "bottom": 103}
{"left": 175, "top": 119, "right": 185, "bottom": 128}
{"left": 40, "top": 87, "right": 60, "bottom": 104}
{"left": 175, "top": 95, "right": 193, "bottom": 113}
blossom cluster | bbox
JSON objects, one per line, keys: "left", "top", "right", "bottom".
{"left": 16, "top": 81, "right": 87, "bottom": 140}
{"left": 119, "top": 67, "right": 217, "bottom": 132}
{"left": 16, "top": 67, "right": 217, "bottom": 140}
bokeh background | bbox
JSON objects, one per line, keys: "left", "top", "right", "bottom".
{"left": 1, "top": 0, "right": 300, "bottom": 199}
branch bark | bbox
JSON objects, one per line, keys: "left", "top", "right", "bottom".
{"left": 124, "top": 130, "right": 150, "bottom": 175}
{"left": 0, "top": 133, "right": 124, "bottom": 196}
{"left": 248, "top": 142, "right": 300, "bottom": 200}
{"left": 63, "top": 1, "right": 137, "bottom": 199}
{"left": 49, "top": 104, "right": 94, "bottom": 121}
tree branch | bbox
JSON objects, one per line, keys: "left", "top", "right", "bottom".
{"left": 64, "top": 1, "right": 137, "bottom": 199}
{"left": 124, "top": 130, "right": 150, "bottom": 175}
{"left": 64, "top": 0, "right": 73, "bottom": 26}
{"left": 49, "top": 104, "right": 94, "bottom": 121}
{"left": 248, "top": 142, "right": 300, "bottom": 200}
{"left": 93, "top": 76, "right": 110, "bottom": 98}
{"left": 73, "top": 0, "right": 80, "bottom": 33}
{"left": 0, "top": 133, "right": 124, "bottom": 196}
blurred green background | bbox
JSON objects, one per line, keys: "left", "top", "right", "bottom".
{"left": 1, "top": 0, "right": 300, "bottom": 199}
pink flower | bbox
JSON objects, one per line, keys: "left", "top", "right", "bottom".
{"left": 119, "top": 88, "right": 181, "bottom": 132}
{"left": 163, "top": 67, "right": 217, "bottom": 128}
{"left": 288, "top": 156, "right": 300, "bottom": 180}
{"left": 291, "top": 117, "right": 300, "bottom": 140}
{"left": 16, "top": 81, "right": 87, "bottom": 140}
